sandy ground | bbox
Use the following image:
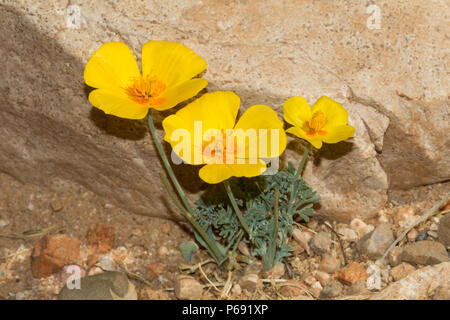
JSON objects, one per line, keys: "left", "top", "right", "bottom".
{"left": 0, "top": 172, "right": 448, "bottom": 300}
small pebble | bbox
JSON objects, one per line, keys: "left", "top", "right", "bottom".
{"left": 320, "top": 280, "right": 343, "bottom": 298}
{"left": 0, "top": 219, "right": 9, "bottom": 228}
{"left": 415, "top": 232, "right": 428, "bottom": 242}
{"left": 407, "top": 229, "right": 418, "bottom": 242}
{"left": 175, "top": 275, "right": 203, "bottom": 300}
{"left": 309, "top": 232, "right": 331, "bottom": 255}
{"left": 366, "top": 264, "right": 382, "bottom": 291}
{"left": 310, "top": 281, "right": 322, "bottom": 298}
{"left": 314, "top": 270, "right": 330, "bottom": 286}
{"left": 158, "top": 246, "right": 169, "bottom": 257}
{"left": 239, "top": 274, "right": 262, "bottom": 291}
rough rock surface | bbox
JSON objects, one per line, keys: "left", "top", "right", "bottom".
{"left": 58, "top": 271, "right": 137, "bottom": 300}
{"left": 371, "top": 262, "right": 450, "bottom": 300}
{"left": 31, "top": 234, "right": 80, "bottom": 278}
{"left": 438, "top": 214, "right": 450, "bottom": 248}
{"left": 1, "top": 1, "right": 448, "bottom": 222}
{"left": 401, "top": 241, "right": 449, "bottom": 266}
{"left": 357, "top": 223, "right": 395, "bottom": 259}
{"left": 175, "top": 275, "right": 204, "bottom": 300}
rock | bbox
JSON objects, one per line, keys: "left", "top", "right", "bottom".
{"left": 50, "top": 198, "right": 65, "bottom": 212}
{"left": 2, "top": 1, "right": 448, "bottom": 222}
{"left": 59, "top": 271, "right": 137, "bottom": 300}
{"left": 309, "top": 232, "right": 332, "bottom": 255}
{"left": 350, "top": 219, "right": 374, "bottom": 238}
{"left": 31, "top": 234, "right": 81, "bottom": 278}
{"left": 175, "top": 275, "right": 204, "bottom": 300}
{"left": 146, "top": 262, "right": 166, "bottom": 276}
{"left": 0, "top": 1, "right": 418, "bottom": 225}
{"left": 139, "top": 287, "right": 170, "bottom": 300}
{"left": 334, "top": 262, "right": 368, "bottom": 286}
{"left": 401, "top": 240, "right": 449, "bottom": 265}
{"left": 415, "top": 232, "right": 428, "bottom": 242}
{"left": 427, "top": 230, "right": 438, "bottom": 239}
{"left": 365, "top": 264, "right": 382, "bottom": 291}
{"left": 344, "top": 280, "right": 368, "bottom": 296}
{"left": 264, "top": 262, "right": 285, "bottom": 279}
{"left": 389, "top": 263, "right": 416, "bottom": 282}
{"left": 388, "top": 247, "right": 403, "bottom": 267}
{"left": 292, "top": 228, "right": 312, "bottom": 255}
{"left": 315, "top": 270, "right": 330, "bottom": 286}
{"left": 310, "top": 281, "right": 322, "bottom": 298}
{"left": 393, "top": 207, "right": 416, "bottom": 226}
{"left": 318, "top": 254, "right": 341, "bottom": 273}
{"left": 279, "top": 280, "right": 308, "bottom": 298}
{"left": 97, "top": 255, "right": 116, "bottom": 271}
{"left": 85, "top": 223, "right": 115, "bottom": 254}
{"left": 158, "top": 246, "right": 169, "bottom": 257}
{"left": 320, "top": 280, "right": 343, "bottom": 299}
{"left": 437, "top": 214, "right": 450, "bottom": 247}
{"left": 0, "top": 218, "right": 9, "bottom": 228}
{"left": 371, "top": 262, "right": 450, "bottom": 300}
{"left": 336, "top": 225, "right": 358, "bottom": 242}
{"left": 357, "top": 223, "right": 395, "bottom": 259}
{"left": 303, "top": 274, "right": 316, "bottom": 286}
{"left": 239, "top": 274, "right": 262, "bottom": 291}
{"left": 406, "top": 229, "right": 418, "bottom": 242}
{"left": 432, "top": 285, "right": 450, "bottom": 300}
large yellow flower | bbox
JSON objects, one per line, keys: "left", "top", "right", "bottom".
{"left": 162, "top": 91, "right": 287, "bottom": 184}
{"left": 283, "top": 96, "right": 355, "bottom": 149}
{"left": 84, "top": 41, "right": 208, "bottom": 119}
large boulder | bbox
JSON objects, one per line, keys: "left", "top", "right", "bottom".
{"left": 0, "top": 1, "right": 448, "bottom": 222}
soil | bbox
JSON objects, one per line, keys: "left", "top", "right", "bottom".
{"left": 0, "top": 172, "right": 448, "bottom": 300}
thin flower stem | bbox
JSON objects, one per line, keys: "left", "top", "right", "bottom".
{"left": 223, "top": 180, "right": 251, "bottom": 236}
{"left": 288, "top": 143, "right": 311, "bottom": 215}
{"left": 269, "top": 188, "right": 279, "bottom": 268}
{"left": 147, "top": 112, "right": 226, "bottom": 263}
{"left": 295, "top": 143, "right": 311, "bottom": 179}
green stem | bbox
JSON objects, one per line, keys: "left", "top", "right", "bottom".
{"left": 147, "top": 112, "right": 226, "bottom": 263}
{"left": 295, "top": 143, "right": 311, "bottom": 178}
{"left": 288, "top": 143, "right": 311, "bottom": 215}
{"left": 223, "top": 180, "right": 251, "bottom": 236}
{"left": 269, "top": 188, "right": 279, "bottom": 268}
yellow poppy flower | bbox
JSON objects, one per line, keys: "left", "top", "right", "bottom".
{"left": 162, "top": 91, "right": 287, "bottom": 184}
{"left": 84, "top": 41, "right": 208, "bottom": 119}
{"left": 283, "top": 96, "right": 355, "bottom": 149}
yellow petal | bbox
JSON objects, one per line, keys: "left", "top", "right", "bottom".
{"left": 322, "top": 125, "right": 355, "bottom": 144}
{"left": 199, "top": 161, "right": 267, "bottom": 184}
{"left": 311, "top": 96, "right": 349, "bottom": 127}
{"left": 88, "top": 89, "right": 148, "bottom": 119}
{"left": 234, "top": 105, "right": 287, "bottom": 159}
{"left": 162, "top": 91, "right": 240, "bottom": 164}
{"left": 286, "top": 127, "right": 323, "bottom": 149}
{"left": 283, "top": 96, "right": 312, "bottom": 127}
{"left": 84, "top": 42, "right": 140, "bottom": 90}
{"left": 152, "top": 78, "right": 208, "bottom": 111}
{"left": 141, "top": 41, "right": 207, "bottom": 87}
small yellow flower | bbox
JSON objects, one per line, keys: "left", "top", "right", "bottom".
{"left": 283, "top": 96, "right": 355, "bottom": 149}
{"left": 84, "top": 41, "right": 208, "bottom": 119}
{"left": 162, "top": 91, "right": 287, "bottom": 184}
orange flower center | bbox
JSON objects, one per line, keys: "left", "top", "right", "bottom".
{"left": 202, "top": 129, "right": 241, "bottom": 164}
{"left": 305, "top": 111, "right": 328, "bottom": 137}
{"left": 125, "top": 76, "right": 166, "bottom": 106}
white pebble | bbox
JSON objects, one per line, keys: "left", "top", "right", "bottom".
{"left": 366, "top": 264, "right": 382, "bottom": 291}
